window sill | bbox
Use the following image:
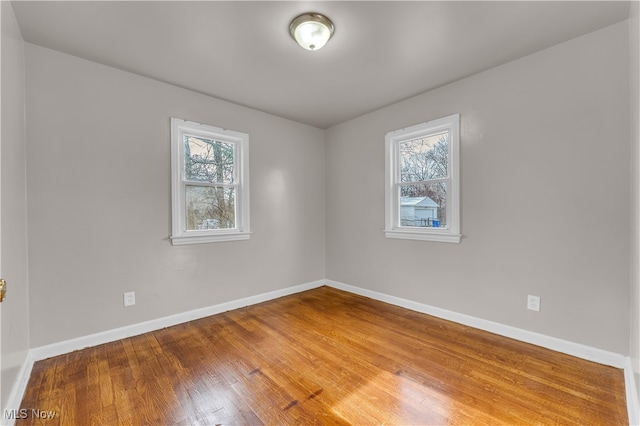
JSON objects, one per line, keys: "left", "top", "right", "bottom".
{"left": 171, "top": 231, "right": 251, "bottom": 246}
{"left": 384, "top": 229, "right": 461, "bottom": 243}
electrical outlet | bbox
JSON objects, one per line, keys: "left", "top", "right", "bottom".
{"left": 527, "top": 295, "right": 540, "bottom": 312}
{"left": 124, "top": 291, "right": 135, "bottom": 307}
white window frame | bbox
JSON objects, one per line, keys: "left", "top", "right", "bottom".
{"left": 384, "top": 114, "right": 461, "bottom": 243}
{"left": 170, "top": 118, "right": 250, "bottom": 245}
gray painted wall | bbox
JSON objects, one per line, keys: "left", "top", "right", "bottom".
{"left": 4, "top": 8, "right": 637, "bottom": 414}
{"left": 326, "top": 22, "right": 630, "bottom": 354}
{"left": 630, "top": 0, "right": 640, "bottom": 408}
{"left": 25, "top": 44, "right": 326, "bottom": 347}
{"left": 1, "top": 2, "right": 30, "bottom": 411}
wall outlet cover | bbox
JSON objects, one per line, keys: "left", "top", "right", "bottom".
{"left": 124, "top": 291, "right": 136, "bottom": 307}
{"left": 527, "top": 295, "right": 541, "bottom": 312}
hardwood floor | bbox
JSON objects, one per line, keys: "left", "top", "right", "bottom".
{"left": 17, "top": 286, "right": 628, "bottom": 425}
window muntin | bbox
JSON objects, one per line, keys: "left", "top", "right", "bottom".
{"left": 171, "top": 118, "right": 250, "bottom": 245}
{"left": 385, "top": 114, "right": 460, "bottom": 243}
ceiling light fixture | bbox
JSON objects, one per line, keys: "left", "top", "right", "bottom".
{"left": 289, "top": 13, "right": 335, "bottom": 51}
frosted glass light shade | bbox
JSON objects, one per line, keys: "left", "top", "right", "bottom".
{"left": 289, "top": 13, "right": 334, "bottom": 51}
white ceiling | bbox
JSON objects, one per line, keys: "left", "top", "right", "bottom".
{"left": 12, "top": 1, "right": 631, "bottom": 129}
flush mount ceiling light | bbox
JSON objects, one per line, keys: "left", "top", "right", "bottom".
{"left": 289, "top": 13, "right": 335, "bottom": 51}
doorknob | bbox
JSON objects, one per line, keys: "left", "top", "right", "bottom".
{"left": 0, "top": 279, "right": 6, "bottom": 302}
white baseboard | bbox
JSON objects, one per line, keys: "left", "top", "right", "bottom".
{"left": 3, "top": 279, "right": 325, "bottom": 422}
{"left": 30, "top": 279, "right": 325, "bottom": 361}
{"left": 1, "top": 352, "right": 35, "bottom": 426}
{"left": 4, "top": 278, "right": 636, "bottom": 425}
{"left": 325, "top": 280, "right": 640, "bottom": 424}
{"left": 625, "top": 356, "right": 640, "bottom": 426}
{"left": 325, "top": 280, "right": 626, "bottom": 368}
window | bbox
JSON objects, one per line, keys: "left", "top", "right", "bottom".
{"left": 384, "top": 114, "right": 461, "bottom": 243}
{"left": 170, "top": 118, "right": 250, "bottom": 245}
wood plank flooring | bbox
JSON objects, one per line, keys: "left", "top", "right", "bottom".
{"left": 17, "top": 286, "right": 628, "bottom": 425}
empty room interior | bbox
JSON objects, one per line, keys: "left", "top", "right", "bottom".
{"left": 1, "top": 1, "right": 640, "bottom": 424}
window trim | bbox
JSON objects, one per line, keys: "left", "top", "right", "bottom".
{"left": 384, "top": 114, "right": 461, "bottom": 243}
{"left": 170, "top": 118, "right": 250, "bottom": 245}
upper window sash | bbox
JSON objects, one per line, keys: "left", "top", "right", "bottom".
{"left": 384, "top": 114, "right": 461, "bottom": 243}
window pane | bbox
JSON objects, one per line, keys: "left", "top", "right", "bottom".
{"left": 185, "top": 186, "right": 235, "bottom": 230}
{"left": 184, "top": 136, "right": 234, "bottom": 183}
{"left": 400, "top": 182, "right": 447, "bottom": 228}
{"left": 399, "top": 131, "right": 448, "bottom": 182}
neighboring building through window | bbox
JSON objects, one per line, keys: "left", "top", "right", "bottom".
{"left": 384, "top": 114, "right": 461, "bottom": 243}
{"left": 170, "top": 118, "right": 250, "bottom": 245}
